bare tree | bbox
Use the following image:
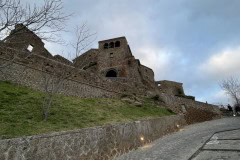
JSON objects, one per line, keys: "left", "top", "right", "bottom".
{"left": 0, "top": 0, "right": 69, "bottom": 71}
{"left": 0, "top": 0, "right": 69, "bottom": 42}
{"left": 41, "top": 24, "right": 96, "bottom": 120}
{"left": 220, "top": 77, "right": 240, "bottom": 105}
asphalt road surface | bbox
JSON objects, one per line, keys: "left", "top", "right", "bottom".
{"left": 116, "top": 117, "right": 240, "bottom": 160}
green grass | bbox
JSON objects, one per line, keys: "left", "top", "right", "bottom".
{"left": 0, "top": 80, "right": 174, "bottom": 138}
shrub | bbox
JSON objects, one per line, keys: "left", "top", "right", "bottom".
{"left": 151, "top": 94, "right": 160, "bottom": 101}
{"left": 184, "top": 107, "right": 219, "bottom": 124}
{"left": 175, "top": 94, "right": 195, "bottom": 100}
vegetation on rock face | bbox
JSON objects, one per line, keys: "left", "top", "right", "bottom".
{"left": 184, "top": 107, "right": 219, "bottom": 125}
{"left": 0, "top": 81, "right": 173, "bottom": 138}
{"left": 175, "top": 94, "right": 195, "bottom": 101}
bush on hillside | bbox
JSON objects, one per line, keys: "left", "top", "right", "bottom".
{"left": 184, "top": 107, "right": 219, "bottom": 124}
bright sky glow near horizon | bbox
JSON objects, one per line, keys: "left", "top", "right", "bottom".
{"left": 27, "top": 0, "right": 240, "bottom": 105}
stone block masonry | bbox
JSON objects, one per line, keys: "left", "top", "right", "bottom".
{"left": 160, "top": 93, "right": 221, "bottom": 115}
{"left": 0, "top": 115, "right": 186, "bottom": 160}
{"left": 0, "top": 57, "right": 120, "bottom": 98}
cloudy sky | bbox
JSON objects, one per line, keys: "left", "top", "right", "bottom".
{"left": 31, "top": 0, "right": 240, "bottom": 105}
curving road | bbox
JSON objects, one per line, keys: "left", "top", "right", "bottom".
{"left": 116, "top": 117, "right": 240, "bottom": 160}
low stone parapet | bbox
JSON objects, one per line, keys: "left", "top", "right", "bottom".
{"left": 0, "top": 115, "right": 186, "bottom": 160}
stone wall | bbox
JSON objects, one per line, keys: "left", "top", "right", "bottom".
{"left": 139, "top": 64, "right": 155, "bottom": 83}
{"left": 0, "top": 57, "right": 120, "bottom": 98}
{"left": 0, "top": 115, "right": 186, "bottom": 160}
{"left": 5, "top": 24, "right": 53, "bottom": 59}
{"left": 160, "top": 93, "right": 221, "bottom": 115}
{"left": 156, "top": 80, "right": 185, "bottom": 96}
{"left": 73, "top": 49, "right": 99, "bottom": 71}
{"left": 0, "top": 50, "right": 152, "bottom": 96}
{"left": 0, "top": 56, "right": 222, "bottom": 114}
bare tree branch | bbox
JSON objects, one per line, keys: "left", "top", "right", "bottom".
{"left": 0, "top": 0, "right": 70, "bottom": 73}
{"left": 220, "top": 76, "right": 240, "bottom": 105}
{"left": 41, "top": 24, "right": 96, "bottom": 120}
{"left": 0, "top": 0, "right": 71, "bottom": 43}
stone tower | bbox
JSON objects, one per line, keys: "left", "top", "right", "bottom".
{"left": 97, "top": 37, "right": 133, "bottom": 78}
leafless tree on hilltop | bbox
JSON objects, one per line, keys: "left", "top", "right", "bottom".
{"left": 220, "top": 76, "right": 240, "bottom": 105}
{"left": 41, "top": 24, "right": 96, "bottom": 120}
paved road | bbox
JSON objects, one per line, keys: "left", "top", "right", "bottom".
{"left": 116, "top": 117, "right": 240, "bottom": 160}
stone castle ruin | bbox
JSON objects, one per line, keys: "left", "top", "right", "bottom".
{"left": 0, "top": 24, "right": 220, "bottom": 114}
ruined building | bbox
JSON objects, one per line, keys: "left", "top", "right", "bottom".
{"left": 74, "top": 37, "right": 156, "bottom": 90}
{"left": 1, "top": 24, "right": 186, "bottom": 97}
{"left": 1, "top": 25, "right": 221, "bottom": 114}
{"left": 73, "top": 36, "right": 186, "bottom": 96}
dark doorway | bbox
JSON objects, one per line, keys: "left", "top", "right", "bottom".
{"left": 106, "top": 70, "right": 117, "bottom": 77}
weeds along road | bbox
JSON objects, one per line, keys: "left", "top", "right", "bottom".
{"left": 116, "top": 117, "right": 240, "bottom": 160}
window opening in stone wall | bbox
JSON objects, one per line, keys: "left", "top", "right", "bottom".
{"left": 115, "top": 41, "right": 120, "bottom": 47}
{"left": 27, "top": 44, "right": 34, "bottom": 52}
{"left": 177, "top": 88, "right": 184, "bottom": 95}
{"left": 106, "top": 70, "right": 117, "bottom": 77}
{"left": 109, "top": 42, "right": 114, "bottom": 48}
{"left": 104, "top": 43, "right": 108, "bottom": 49}
{"left": 110, "top": 53, "right": 113, "bottom": 58}
{"left": 128, "top": 60, "right": 131, "bottom": 65}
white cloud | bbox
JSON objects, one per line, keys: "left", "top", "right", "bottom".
{"left": 199, "top": 90, "right": 230, "bottom": 105}
{"left": 199, "top": 47, "right": 240, "bottom": 79}
{"left": 135, "top": 46, "right": 175, "bottom": 80}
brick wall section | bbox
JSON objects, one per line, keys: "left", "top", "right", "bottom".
{"left": 0, "top": 115, "right": 186, "bottom": 160}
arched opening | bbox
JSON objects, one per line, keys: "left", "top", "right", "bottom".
{"left": 109, "top": 42, "right": 114, "bottom": 48}
{"left": 104, "top": 43, "right": 108, "bottom": 49}
{"left": 106, "top": 70, "right": 117, "bottom": 77}
{"left": 115, "top": 41, "right": 120, "bottom": 47}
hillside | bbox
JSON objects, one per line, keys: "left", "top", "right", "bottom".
{"left": 0, "top": 81, "right": 173, "bottom": 139}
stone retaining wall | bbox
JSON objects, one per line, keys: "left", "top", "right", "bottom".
{"left": 0, "top": 115, "right": 186, "bottom": 160}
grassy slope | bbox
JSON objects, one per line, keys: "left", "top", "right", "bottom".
{"left": 0, "top": 81, "right": 173, "bottom": 138}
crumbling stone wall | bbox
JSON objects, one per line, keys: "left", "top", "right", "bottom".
{"left": 73, "top": 49, "right": 98, "bottom": 71}
{"left": 53, "top": 55, "right": 73, "bottom": 66}
{"left": 0, "top": 55, "right": 149, "bottom": 98}
{"left": 139, "top": 65, "right": 155, "bottom": 83}
{"left": 5, "top": 24, "right": 53, "bottom": 59}
{"left": 156, "top": 80, "right": 185, "bottom": 95}
{"left": 0, "top": 57, "right": 119, "bottom": 98}
{"left": 160, "top": 93, "right": 221, "bottom": 115}
{"left": 0, "top": 115, "right": 186, "bottom": 160}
